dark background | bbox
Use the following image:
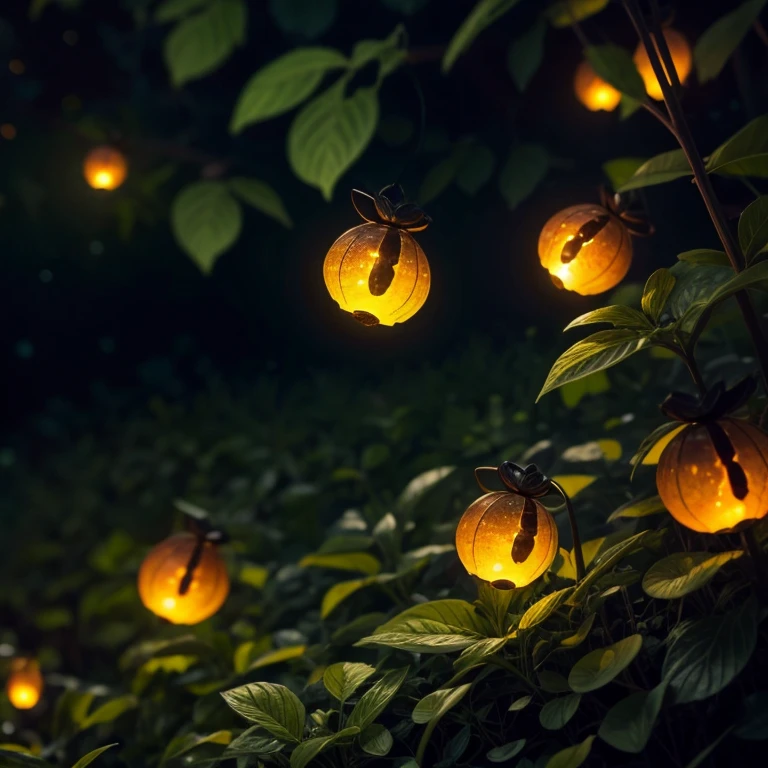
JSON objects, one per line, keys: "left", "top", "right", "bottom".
{"left": 1, "top": 0, "right": 763, "bottom": 432}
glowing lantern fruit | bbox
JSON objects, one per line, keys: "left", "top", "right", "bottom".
{"left": 6, "top": 659, "right": 43, "bottom": 710}
{"left": 456, "top": 463, "right": 559, "bottom": 589}
{"left": 83, "top": 145, "right": 128, "bottom": 190}
{"left": 633, "top": 28, "right": 692, "bottom": 101}
{"left": 657, "top": 418, "right": 768, "bottom": 534}
{"left": 138, "top": 532, "right": 229, "bottom": 625}
{"left": 574, "top": 61, "right": 621, "bottom": 112}
{"left": 323, "top": 185, "right": 431, "bottom": 327}
{"left": 538, "top": 204, "right": 632, "bottom": 295}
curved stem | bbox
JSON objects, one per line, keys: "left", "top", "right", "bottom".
{"left": 474, "top": 467, "right": 498, "bottom": 494}
{"left": 640, "top": 101, "right": 676, "bottom": 137}
{"left": 550, "top": 479, "right": 585, "bottom": 582}
{"left": 622, "top": 0, "right": 768, "bottom": 395}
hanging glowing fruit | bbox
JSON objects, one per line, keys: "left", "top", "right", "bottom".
{"left": 574, "top": 60, "right": 621, "bottom": 112}
{"left": 138, "top": 519, "right": 229, "bottom": 625}
{"left": 323, "top": 185, "right": 431, "bottom": 327}
{"left": 6, "top": 658, "right": 43, "bottom": 710}
{"left": 655, "top": 379, "right": 768, "bottom": 534}
{"left": 83, "top": 145, "right": 128, "bottom": 190}
{"left": 538, "top": 191, "right": 652, "bottom": 295}
{"left": 633, "top": 28, "right": 692, "bottom": 101}
{"left": 456, "top": 462, "right": 565, "bottom": 589}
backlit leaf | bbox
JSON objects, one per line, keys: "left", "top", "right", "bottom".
{"left": 547, "top": 0, "right": 609, "bottom": 27}
{"left": 290, "top": 727, "right": 359, "bottom": 768}
{"left": 706, "top": 115, "right": 768, "bottom": 177}
{"left": 642, "top": 551, "right": 743, "bottom": 599}
{"left": 70, "top": 745, "right": 118, "bottom": 768}
{"left": 221, "top": 683, "right": 306, "bottom": 742}
{"left": 248, "top": 645, "right": 306, "bottom": 671}
{"left": 412, "top": 684, "right": 471, "bottom": 724}
{"left": 641, "top": 268, "right": 676, "bottom": 324}
{"left": 738, "top": 195, "right": 768, "bottom": 261}
{"left": 539, "top": 693, "right": 581, "bottom": 730}
{"left": 348, "top": 667, "right": 409, "bottom": 730}
{"left": 300, "top": 551, "right": 381, "bottom": 575}
{"left": 569, "top": 635, "right": 643, "bottom": 692}
{"left": 618, "top": 149, "right": 691, "bottom": 191}
{"left": 545, "top": 735, "right": 595, "bottom": 768}
{"left": 585, "top": 44, "right": 645, "bottom": 101}
{"left": 323, "top": 662, "right": 376, "bottom": 704}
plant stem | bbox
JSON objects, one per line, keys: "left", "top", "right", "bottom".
{"left": 550, "top": 479, "right": 585, "bottom": 581}
{"left": 622, "top": 0, "right": 768, "bottom": 395}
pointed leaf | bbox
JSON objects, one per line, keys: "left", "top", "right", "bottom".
{"left": 607, "top": 495, "right": 667, "bottom": 522}
{"left": 695, "top": 0, "right": 768, "bottom": 83}
{"left": 498, "top": 143, "right": 549, "bottom": 209}
{"left": 603, "top": 157, "right": 647, "bottom": 192}
{"left": 598, "top": 681, "right": 668, "bottom": 753}
{"left": 539, "top": 693, "right": 581, "bottom": 730}
{"left": 228, "top": 178, "right": 292, "bottom": 228}
{"left": 321, "top": 576, "right": 378, "bottom": 618}
{"left": 412, "top": 684, "right": 471, "bottom": 724}
{"left": 569, "top": 635, "right": 643, "bottom": 693}
{"left": 323, "top": 662, "right": 376, "bottom": 704}
{"left": 248, "top": 645, "right": 306, "bottom": 672}
{"left": 171, "top": 181, "right": 242, "bottom": 273}
{"left": 677, "top": 249, "right": 730, "bottom": 267}
{"left": 288, "top": 82, "right": 379, "bottom": 200}
{"left": 738, "top": 195, "right": 768, "bottom": 261}
{"left": 564, "top": 305, "right": 652, "bottom": 331}
{"left": 585, "top": 44, "right": 645, "bottom": 100}
{"left": 154, "top": 0, "right": 209, "bottom": 23}
{"left": 547, "top": 0, "right": 609, "bottom": 27}
{"left": 300, "top": 551, "right": 381, "bottom": 575}
{"left": 706, "top": 115, "right": 768, "bottom": 177}
{"left": 641, "top": 268, "right": 676, "bottom": 323}
{"left": 519, "top": 587, "right": 573, "bottom": 630}
{"left": 537, "top": 330, "right": 649, "bottom": 401}
{"left": 545, "top": 735, "right": 595, "bottom": 768}
{"left": 290, "top": 727, "right": 360, "bottom": 768}
{"left": 359, "top": 724, "right": 393, "bottom": 756}
{"left": 617, "top": 149, "right": 691, "bottom": 191}
{"left": 487, "top": 738, "right": 526, "bottom": 762}
{"left": 642, "top": 551, "right": 743, "bottom": 599}
{"left": 230, "top": 48, "right": 348, "bottom": 131}
{"left": 70, "top": 745, "right": 118, "bottom": 768}
{"left": 79, "top": 695, "right": 137, "bottom": 731}
{"left": 348, "top": 667, "right": 409, "bottom": 730}
{"left": 221, "top": 683, "right": 305, "bottom": 742}
{"left": 507, "top": 17, "right": 546, "bottom": 91}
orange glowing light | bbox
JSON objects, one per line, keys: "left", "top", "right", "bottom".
{"left": 657, "top": 419, "right": 768, "bottom": 533}
{"left": 1, "top": 124, "right": 17, "bottom": 140}
{"left": 138, "top": 532, "right": 229, "bottom": 625}
{"left": 574, "top": 61, "right": 621, "bottom": 112}
{"left": 83, "top": 146, "right": 128, "bottom": 191}
{"left": 6, "top": 659, "right": 43, "bottom": 710}
{"left": 633, "top": 28, "right": 692, "bottom": 101}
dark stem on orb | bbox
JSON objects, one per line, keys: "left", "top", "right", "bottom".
{"left": 550, "top": 479, "right": 586, "bottom": 582}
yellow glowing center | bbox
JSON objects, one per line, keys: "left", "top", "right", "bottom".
{"left": 95, "top": 171, "right": 113, "bottom": 188}
{"left": 162, "top": 596, "right": 177, "bottom": 610}
{"left": 9, "top": 683, "right": 40, "bottom": 709}
{"left": 492, "top": 563, "right": 503, "bottom": 573}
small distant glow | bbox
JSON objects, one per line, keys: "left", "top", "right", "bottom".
{"left": 1, "top": 721, "right": 14, "bottom": 735}
{"left": 15, "top": 340, "right": 34, "bottom": 359}
{"left": 1, "top": 124, "right": 17, "bottom": 140}
{"left": 0, "top": 643, "right": 15, "bottom": 657}
{"left": 9, "top": 59, "right": 24, "bottom": 75}
{"left": 39, "top": 269, "right": 53, "bottom": 283}
{"left": 63, "top": 30, "right": 78, "bottom": 46}
{"left": 89, "top": 240, "right": 104, "bottom": 256}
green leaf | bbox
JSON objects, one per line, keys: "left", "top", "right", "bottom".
{"left": 695, "top": 0, "right": 768, "bottom": 83}
{"left": 603, "top": 157, "right": 647, "bottom": 191}
{"left": 321, "top": 576, "right": 378, "bottom": 618}
{"left": 538, "top": 671, "right": 572, "bottom": 693}
{"left": 585, "top": 44, "right": 645, "bottom": 100}
{"left": 442, "top": 0, "right": 522, "bottom": 72}
{"left": 350, "top": 26, "right": 406, "bottom": 78}
{"left": 617, "top": 149, "right": 691, "bottom": 191}
{"left": 641, "top": 268, "right": 676, "bottom": 323}
{"left": 362, "top": 443, "right": 390, "bottom": 469}
{"left": 509, "top": 695, "right": 532, "bottom": 711}
{"left": 545, "top": 735, "right": 595, "bottom": 768}
{"left": 598, "top": 681, "right": 668, "bottom": 754}
{"left": 706, "top": 115, "right": 768, "bottom": 177}
{"left": 607, "top": 495, "right": 666, "bottom": 522}
{"left": 677, "top": 249, "right": 730, "bottom": 267}
{"left": 348, "top": 667, "right": 409, "bottom": 730}
{"left": 288, "top": 82, "right": 379, "bottom": 200}
{"left": 230, "top": 48, "right": 348, "bottom": 132}
{"left": 739, "top": 196, "right": 768, "bottom": 261}
{"left": 222, "top": 726, "right": 284, "bottom": 758}
{"left": 559, "top": 369, "right": 611, "bottom": 409}
{"left": 519, "top": 587, "right": 573, "bottom": 630}
{"left": 299, "top": 551, "right": 381, "bottom": 575}
{"left": 228, "top": 178, "right": 292, "bottom": 228}
{"left": 507, "top": 17, "right": 546, "bottom": 91}
{"left": 164, "top": 0, "right": 246, "bottom": 86}
{"left": 399, "top": 466, "right": 455, "bottom": 506}
{"left": 221, "top": 683, "right": 306, "bottom": 742}
{"left": 487, "top": 738, "right": 526, "bottom": 762}
{"left": 375, "top": 599, "right": 488, "bottom": 636}
{"left": 80, "top": 695, "right": 137, "bottom": 731}
{"left": 684, "top": 727, "right": 734, "bottom": 768}
{"left": 70, "top": 745, "right": 118, "bottom": 768}
{"left": 171, "top": 181, "right": 242, "bottom": 273}
{"left": 630, "top": 422, "right": 686, "bottom": 474}
{"left": 662, "top": 599, "right": 758, "bottom": 704}
{"left": 642, "top": 551, "right": 743, "bottom": 600}
{"left": 682, "top": 259, "right": 768, "bottom": 334}
{"left": 290, "top": 727, "right": 360, "bottom": 768}
{"left": 569, "top": 530, "right": 665, "bottom": 605}
{"left": 412, "top": 684, "right": 471, "bottom": 724}
{"left": 154, "top": 0, "right": 209, "bottom": 23}
{"left": 418, "top": 155, "right": 460, "bottom": 204}
{"left": 569, "top": 635, "right": 643, "bottom": 693}
{"left": 456, "top": 143, "right": 496, "bottom": 196}
{"left": 547, "top": 0, "right": 609, "bottom": 27}
{"left": 358, "top": 724, "right": 393, "bottom": 756}
{"left": 162, "top": 731, "right": 232, "bottom": 762}
{"left": 539, "top": 693, "right": 581, "bottom": 730}
{"left": 0, "top": 751, "right": 51, "bottom": 767}
{"left": 357, "top": 629, "right": 480, "bottom": 653}
{"left": 560, "top": 614, "right": 596, "bottom": 648}
{"left": 498, "top": 143, "right": 549, "bottom": 209}
{"left": 454, "top": 636, "right": 510, "bottom": 674}
{"left": 564, "top": 305, "right": 653, "bottom": 332}
{"left": 734, "top": 692, "right": 768, "bottom": 740}
{"left": 248, "top": 645, "right": 306, "bottom": 671}
{"left": 537, "top": 330, "right": 649, "bottom": 401}
{"left": 323, "top": 662, "right": 376, "bottom": 704}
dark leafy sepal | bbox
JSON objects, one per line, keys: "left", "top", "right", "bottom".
{"left": 350, "top": 185, "right": 431, "bottom": 232}
{"left": 660, "top": 377, "right": 757, "bottom": 423}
